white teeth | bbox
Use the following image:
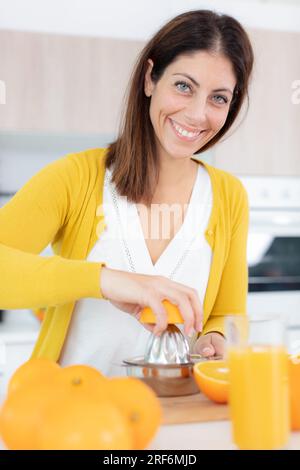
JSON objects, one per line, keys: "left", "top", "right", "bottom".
{"left": 171, "top": 120, "right": 201, "bottom": 138}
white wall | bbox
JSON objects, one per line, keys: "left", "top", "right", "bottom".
{"left": 0, "top": 0, "right": 299, "bottom": 39}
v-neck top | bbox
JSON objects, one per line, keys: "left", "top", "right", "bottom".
{"left": 1, "top": 148, "right": 249, "bottom": 363}
{"left": 59, "top": 163, "right": 213, "bottom": 375}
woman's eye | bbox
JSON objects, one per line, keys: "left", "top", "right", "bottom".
{"left": 212, "top": 95, "right": 228, "bottom": 105}
{"left": 175, "top": 81, "right": 192, "bottom": 93}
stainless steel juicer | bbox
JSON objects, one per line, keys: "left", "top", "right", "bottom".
{"left": 123, "top": 323, "right": 203, "bottom": 397}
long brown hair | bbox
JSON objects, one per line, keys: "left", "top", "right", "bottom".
{"left": 105, "top": 9, "right": 254, "bottom": 205}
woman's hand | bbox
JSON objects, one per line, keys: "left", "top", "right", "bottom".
{"left": 100, "top": 267, "right": 203, "bottom": 336}
{"left": 192, "top": 332, "right": 225, "bottom": 359}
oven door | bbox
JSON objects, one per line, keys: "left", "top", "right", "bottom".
{"left": 247, "top": 209, "right": 300, "bottom": 315}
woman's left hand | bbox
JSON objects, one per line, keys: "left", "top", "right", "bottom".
{"left": 192, "top": 332, "right": 225, "bottom": 359}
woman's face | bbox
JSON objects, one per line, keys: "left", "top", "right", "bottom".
{"left": 144, "top": 51, "right": 236, "bottom": 161}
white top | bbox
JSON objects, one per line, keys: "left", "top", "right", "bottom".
{"left": 59, "top": 164, "right": 213, "bottom": 375}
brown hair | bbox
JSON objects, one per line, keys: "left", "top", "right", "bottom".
{"left": 105, "top": 9, "right": 254, "bottom": 204}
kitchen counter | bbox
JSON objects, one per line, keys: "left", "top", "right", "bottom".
{"left": 148, "top": 421, "right": 300, "bottom": 450}
{"left": 0, "top": 326, "right": 299, "bottom": 451}
{"left": 0, "top": 386, "right": 299, "bottom": 451}
{"left": 0, "top": 416, "right": 299, "bottom": 450}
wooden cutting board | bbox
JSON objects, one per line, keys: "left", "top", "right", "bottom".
{"left": 159, "top": 392, "right": 229, "bottom": 425}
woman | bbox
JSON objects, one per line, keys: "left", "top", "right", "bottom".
{"left": 0, "top": 10, "right": 253, "bottom": 374}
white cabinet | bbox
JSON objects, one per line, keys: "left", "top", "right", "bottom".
{"left": 1, "top": 28, "right": 299, "bottom": 176}
{"left": 0, "top": 30, "right": 143, "bottom": 134}
{"left": 214, "top": 28, "right": 300, "bottom": 176}
{"left": 0, "top": 331, "right": 39, "bottom": 397}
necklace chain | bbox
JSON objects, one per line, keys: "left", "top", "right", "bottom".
{"left": 105, "top": 172, "right": 193, "bottom": 280}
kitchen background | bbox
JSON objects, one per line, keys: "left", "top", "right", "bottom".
{"left": 0, "top": 0, "right": 300, "bottom": 392}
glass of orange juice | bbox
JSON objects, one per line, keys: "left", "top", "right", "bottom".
{"left": 286, "top": 313, "right": 300, "bottom": 431}
{"left": 225, "top": 314, "right": 290, "bottom": 450}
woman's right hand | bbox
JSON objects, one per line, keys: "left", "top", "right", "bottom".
{"left": 100, "top": 267, "right": 203, "bottom": 336}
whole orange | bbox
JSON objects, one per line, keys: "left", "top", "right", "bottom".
{"left": 289, "top": 354, "right": 300, "bottom": 431}
{"left": 0, "top": 383, "right": 63, "bottom": 450}
{"left": 140, "top": 300, "right": 183, "bottom": 324}
{"left": 105, "top": 377, "right": 162, "bottom": 449}
{"left": 193, "top": 360, "right": 229, "bottom": 404}
{"left": 38, "top": 396, "right": 133, "bottom": 450}
{"left": 58, "top": 364, "right": 106, "bottom": 397}
{"left": 8, "top": 358, "right": 61, "bottom": 395}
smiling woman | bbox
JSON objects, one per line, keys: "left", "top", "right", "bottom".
{"left": 144, "top": 51, "right": 236, "bottom": 158}
{"left": 106, "top": 9, "right": 253, "bottom": 205}
{"left": 0, "top": 10, "right": 254, "bottom": 372}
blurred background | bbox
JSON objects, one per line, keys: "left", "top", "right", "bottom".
{"left": 0, "top": 0, "right": 300, "bottom": 385}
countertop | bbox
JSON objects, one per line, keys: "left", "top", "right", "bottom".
{"left": 0, "top": 420, "right": 299, "bottom": 450}
{"left": 0, "top": 388, "right": 299, "bottom": 451}
{"left": 0, "top": 318, "right": 299, "bottom": 451}
{"left": 148, "top": 421, "right": 300, "bottom": 450}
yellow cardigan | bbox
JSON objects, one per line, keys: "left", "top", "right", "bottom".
{"left": 0, "top": 148, "right": 249, "bottom": 361}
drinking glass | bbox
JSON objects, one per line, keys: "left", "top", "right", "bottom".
{"left": 225, "top": 314, "right": 290, "bottom": 450}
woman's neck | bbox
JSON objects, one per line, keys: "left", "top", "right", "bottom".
{"left": 153, "top": 156, "right": 199, "bottom": 202}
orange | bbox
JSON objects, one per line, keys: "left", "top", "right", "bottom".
{"left": 105, "top": 377, "right": 162, "bottom": 449}
{"left": 288, "top": 354, "right": 300, "bottom": 431}
{"left": 38, "top": 396, "right": 133, "bottom": 450}
{"left": 1, "top": 362, "right": 108, "bottom": 449}
{"left": 58, "top": 364, "right": 106, "bottom": 397}
{"left": 8, "top": 358, "right": 61, "bottom": 395}
{"left": 140, "top": 300, "right": 183, "bottom": 324}
{"left": 193, "top": 360, "right": 229, "bottom": 403}
{"left": 0, "top": 383, "right": 63, "bottom": 450}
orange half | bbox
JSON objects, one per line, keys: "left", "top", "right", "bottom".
{"left": 140, "top": 300, "right": 184, "bottom": 324}
{"left": 193, "top": 360, "right": 229, "bottom": 404}
{"left": 289, "top": 353, "right": 300, "bottom": 364}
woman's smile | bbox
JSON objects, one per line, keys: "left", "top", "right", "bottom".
{"left": 168, "top": 117, "right": 206, "bottom": 142}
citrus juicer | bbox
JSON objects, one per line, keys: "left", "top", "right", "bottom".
{"left": 123, "top": 301, "right": 202, "bottom": 397}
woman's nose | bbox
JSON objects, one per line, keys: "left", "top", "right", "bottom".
{"left": 184, "top": 95, "right": 209, "bottom": 129}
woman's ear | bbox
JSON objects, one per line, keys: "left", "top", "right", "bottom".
{"left": 144, "top": 58, "right": 155, "bottom": 97}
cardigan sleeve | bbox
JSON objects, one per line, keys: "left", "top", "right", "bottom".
{"left": 0, "top": 243, "right": 105, "bottom": 309}
{"left": 0, "top": 155, "right": 105, "bottom": 309}
{"left": 202, "top": 180, "right": 249, "bottom": 337}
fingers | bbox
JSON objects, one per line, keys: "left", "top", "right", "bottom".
{"left": 186, "top": 289, "right": 203, "bottom": 333}
{"left": 141, "top": 322, "right": 156, "bottom": 333}
{"left": 148, "top": 299, "right": 169, "bottom": 336}
{"left": 194, "top": 332, "right": 225, "bottom": 358}
{"left": 130, "top": 306, "right": 156, "bottom": 333}
{"left": 195, "top": 334, "right": 215, "bottom": 357}
{"left": 168, "top": 293, "right": 195, "bottom": 336}
{"left": 211, "top": 333, "right": 225, "bottom": 358}
{"left": 149, "top": 291, "right": 195, "bottom": 336}
{"left": 140, "top": 276, "right": 204, "bottom": 337}
{"left": 162, "top": 281, "right": 203, "bottom": 332}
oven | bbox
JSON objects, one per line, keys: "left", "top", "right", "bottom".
{"left": 0, "top": 192, "right": 13, "bottom": 323}
{"left": 238, "top": 176, "right": 300, "bottom": 317}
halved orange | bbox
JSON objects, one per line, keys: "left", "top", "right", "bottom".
{"left": 193, "top": 360, "right": 229, "bottom": 404}
{"left": 289, "top": 353, "right": 300, "bottom": 364}
{"left": 140, "top": 300, "right": 183, "bottom": 324}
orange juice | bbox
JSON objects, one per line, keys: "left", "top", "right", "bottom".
{"left": 228, "top": 345, "right": 290, "bottom": 450}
